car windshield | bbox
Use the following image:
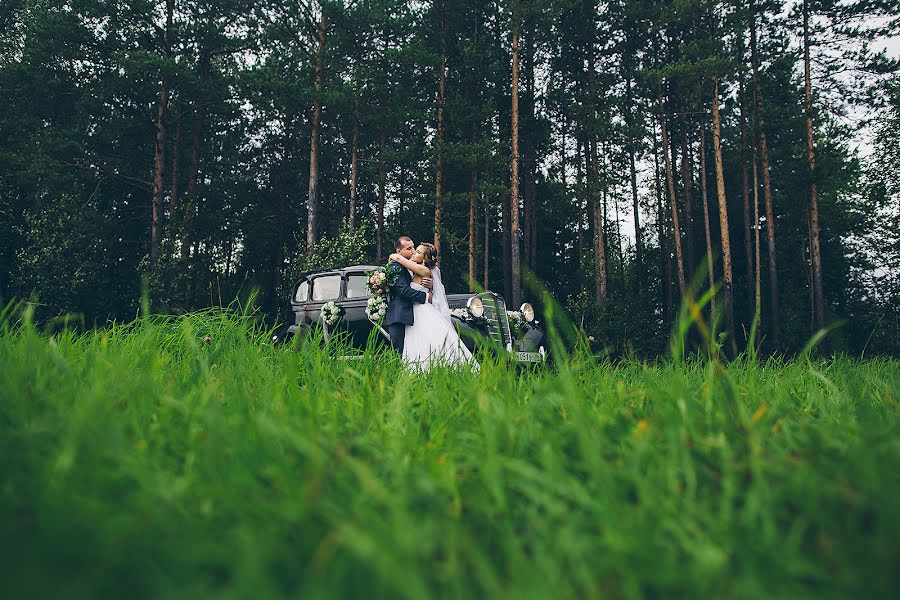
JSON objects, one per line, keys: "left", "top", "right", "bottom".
{"left": 345, "top": 274, "right": 370, "bottom": 298}
{"left": 311, "top": 275, "right": 341, "bottom": 301}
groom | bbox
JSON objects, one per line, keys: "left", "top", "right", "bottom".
{"left": 384, "top": 235, "right": 432, "bottom": 354}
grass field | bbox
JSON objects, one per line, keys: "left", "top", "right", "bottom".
{"left": 1, "top": 306, "right": 898, "bottom": 599}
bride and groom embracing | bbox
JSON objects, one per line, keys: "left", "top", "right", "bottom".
{"left": 383, "top": 236, "right": 478, "bottom": 371}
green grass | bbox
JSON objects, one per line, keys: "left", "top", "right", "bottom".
{"left": 1, "top": 306, "right": 898, "bottom": 599}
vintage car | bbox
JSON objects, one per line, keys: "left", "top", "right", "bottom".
{"left": 285, "top": 264, "right": 548, "bottom": 363}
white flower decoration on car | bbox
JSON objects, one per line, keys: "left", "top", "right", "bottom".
{"left": 450, "top": 308, "right": 469, "bottom": 320}
{"left": 320, "top": 301, "right": 342, "bottom": 326}
{"left": 366, "top": 295, "right": 387, "bottom": 322}
{"left": 506, "top": 310, "right": 527, "bottom": 328}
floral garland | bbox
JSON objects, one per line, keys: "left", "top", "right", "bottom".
{"left": 450, "top": 307, "right": 472, "bottom": 321}
{"left": 506, "top": 310, "right": 538, "bottom": 327}
{"left": 505, "top": 310, "right": 539, "bottom": 338}
{"left": 364, "top": 263, "right": 399, "bottom": 323}
{"left": 450, "top": 307, "right": 490, "bottom": 325}
{"left": 319, "top": 301, "right": 343, "bottom": 327}
{"left": 366, "top": 294, "right": 387, "bottom": 321}
{"left": 506, "top": 310, "right": 523, "bottom": 337}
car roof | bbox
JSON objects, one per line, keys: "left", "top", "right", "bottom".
{"left": 293, "top": 267, "right": 506, "bottom": 301}
{"left": 297, "top": 265, "right": 383, "bottom": 281}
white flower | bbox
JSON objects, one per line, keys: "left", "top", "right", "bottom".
{"left": 320, "top": 301, "right": 342, "bottom": 326}
{"left": 506, "top": 310, "right": 527, "bottom": 328}
{"left": 366, "top": 295, "right": 387, "bottom": 321}
{"left": 450, "top": 308, "right": 469, "bottom": 320}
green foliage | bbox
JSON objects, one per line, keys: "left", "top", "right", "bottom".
{"left": 282, "top": 219, "right": 374, "bottom": 299}
{"left": 15, "top": 193, "right": 130, "bottom": 324}
{"left": 142, "top": 246, "right": 195, "bottom": 315}
{"left": 0, "top": 0, "right": 896, "bottom": 359}
{"left": 1, "top": 310, "right": 899, "bottom": 597}
{"left": 853, "top": 77, "right": 900, "bottom": 355}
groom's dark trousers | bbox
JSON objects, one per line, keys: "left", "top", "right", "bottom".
{"left": 387, "top": 323, "right": 407, "bottom": 354}
{"left": 383, "top": 262, "right": 427, "bottom": 354}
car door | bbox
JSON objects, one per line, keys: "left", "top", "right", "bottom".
{"left": 291, "top": 278, "right": 311, "bottom": 332}
{"left": 343, "top": 272, "right": 375, "bottom": 346}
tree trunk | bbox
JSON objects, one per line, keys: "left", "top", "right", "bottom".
{"left": 589, "top": 136, "right": 607, "bottom": 307}
{"left": 803, "top": 0, "right": 826, "bottom": 333}
{"left": 751, "top": 1, "right": 780, "bottom": 346}
{"left": 699, "top": 122, "right": 716, "bottom": 317}
{"left": 561, "top": 108, "right": 568, "bottom": 243}
{"left": 629, "top": 145, "right": 642, "bottom": 294}
{"left": 399, "top": 167, "right": 405, "bottom": 231}
{"left": 560, "top": 109, "right": 568, "bottom": 191}
{"left": 349, "top": 97, "right": 360, "bottom": 231}
{"left": 151, "top": 0, "right": 173, "bottom": 268}
{"left": 739, "top": 72, "right": 754, "bottom": 323}
{"left": 151, "top": 86, "right": 166, "bottom": 266}
{"left": 625, "top": 76, "right": 643, "bottom": 293}
{"left": 522, "top": 30, "right": 534, "bottom": 271}
{"left": 658, "top": 98, "right": 686, "bottom": 297}
{"left": 434, "top": 5, "right": 447, "bottom": 257}
{"left": 527, "top": 156, "right": 537, "bottom": 269}
{"left": 483, "top": 196, "right": 490, "bottom": 290}
{"left": 509, "top": 4, "right": 522, "bottom": 307}
{"left": 275, "top": 191, "right": 286, "bottom": 309}
{"left": 753, "top": 154, "right": 762, "bottom": 324}
{"left": 170, "top": 105, "right": 182, "bottom": 224}
{"left": 469, "top": 131, "right": 478, "bottom": 291}
{"left": 577, "top": 137, "right": 585, "bottom": 271}
{"left": 376, "top": 130, "right": 386, "bottom": 261}
{"left": 680, "top": 136, "right": 696, "bottom": 279}
{"left": 711, "top": 77, "right": 735, "bottom": 341}
{"left": 502, "top": 172, "right": 512, "bottom": 302}
{"left": 307, "top": 9, "right": 326, "bottom": 253}
{"left": 760, "top": 111, "right": 780, "bottom": 344}
{"left": 741, "top": 157, "right": 753, "bottom": 323}
{"left": 654, "top": 124, "right": 672, "bottom": 325}
{"left": 614, "top": 192, "right": 626, "bottom": 291}
{"left": 806, "top": 234, "right": 814, "bottom": 331}
{"left": 182, "top": 51, "right": 210, "bottom": 261}
{"left": 653, "top": 124, "right": 672, "bottom": 324}
{"left": 601, "top": 149, "right": 610, "bottom": 286}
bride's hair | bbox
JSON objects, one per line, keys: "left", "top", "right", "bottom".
{"left": 418, "top": 243, "right": 438, "bottom": 268}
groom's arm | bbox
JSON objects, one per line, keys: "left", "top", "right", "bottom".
{"left": 392, "top": 276, "right": 428, "bottom": 304}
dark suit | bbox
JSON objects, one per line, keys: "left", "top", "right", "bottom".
{"left": 383, "top": 262, "right": 427, "bottom": 353}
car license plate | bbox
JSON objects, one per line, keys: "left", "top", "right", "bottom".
{"left": 515, "top": 351, "right": 543, "bottom": 363}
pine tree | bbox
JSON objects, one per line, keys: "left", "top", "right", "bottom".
{"left": 509, "top": 0, "right": 523, "bottom": 307}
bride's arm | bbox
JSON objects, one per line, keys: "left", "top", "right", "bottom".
{"left": 388, "top": 253, "right": 430, "bottom": 277}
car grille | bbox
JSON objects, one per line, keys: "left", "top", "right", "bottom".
{"left": 481, "top": 294, "right": 511, "bottom": 348}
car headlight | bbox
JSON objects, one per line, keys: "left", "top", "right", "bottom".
{"left": 467, "top": 296, "right": 484, "bottom": 318}
{"left": 520, "top": 303, "right": 535, "bottom": 322}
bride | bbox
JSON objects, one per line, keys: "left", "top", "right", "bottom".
{"left": 388, "top": 243, "right": 479, "bottom": 372}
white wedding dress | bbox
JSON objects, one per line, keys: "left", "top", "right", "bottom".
{"left": 403, "top": 269, "right": 479, "bottom": 372}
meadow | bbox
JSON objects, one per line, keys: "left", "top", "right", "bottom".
{"left": 1, "top": 305, "right": 898, "bottom": 599}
